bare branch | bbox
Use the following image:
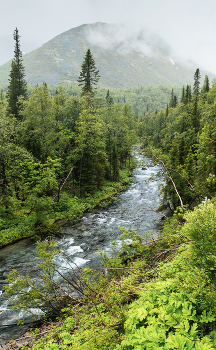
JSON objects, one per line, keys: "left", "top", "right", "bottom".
{"left": 202, "top": 137, "right": 216, "bottom": 143}
{"left": 43, "top": 275, "right": 85, "bottom": 304}
{"left": 156, "top": 242, "right": 190, "bottom": 259}
{"left": 167, "top": 167, "right": 205, "bottom": 199}
{"left": 153, "top": 154, "right": 184, "bottom": 209}
{"left": 52, "top": 167, "right": 73, "bottom": 202}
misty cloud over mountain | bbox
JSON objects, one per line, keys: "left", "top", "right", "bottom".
{"left": 0, "top": 22, "right": 214, "bottom": 87}
{"left": 86, "top": 22, "right": 172, "bottom": 57}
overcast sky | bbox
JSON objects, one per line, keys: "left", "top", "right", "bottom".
{"left": 1, "top": 0, "right": 216, "bottom": 74}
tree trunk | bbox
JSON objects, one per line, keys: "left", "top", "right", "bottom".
{"left": 78, "top": 150, "right": 84, "bottom": 198}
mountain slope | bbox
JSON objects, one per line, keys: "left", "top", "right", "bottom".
{"left": 0, "top": 23, "right": 214, "bottom": 87}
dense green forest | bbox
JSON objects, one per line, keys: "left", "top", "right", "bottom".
{"left": 0, "top": 36, "right": 138, "bottom": 248}
{"left": 3, "top": 30, "right": 216, "bottom": 350}
{"left": 0, "top": 83, "right": 180, "bottom": 118}
{"left": 0, "top": 75, "right": 179, "bottom": 248}
{"left": 0, "top": 86, "right": 139, "bottom": 247}
{"left": 138, "top": 70, "right": 216, "bottom": 210}
{"left": 51, "top": 84, "right": 181, "bottom": 118}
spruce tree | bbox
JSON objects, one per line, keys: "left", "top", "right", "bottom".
{"left": 6, "top": 28, "right": 27, "bottom": 119}
{"left": 169, "top": 88, "right": 174, "bottom": 108}
{"left": 185, "top": 85, "right": 192, "bottom": 104}
{"left": 106, "top": 89, "right": 113, "bottom": 105}
{"left": 202, "top": 75, "right": 210, "bottom": 93}
{"left": 191, "top": 95, "right": 200, "bottom": 131}
{"left": 180, "top": 86, "right": 185, "bottom": 104}
{"left": 193, "top": 68, "right": 201, "bottom": 97}
{"left": 165, "top": 104, "right": 169, "bottom": 117}
{"left": 169, "top": 89, "right": 178, "bottom": 108}
{"left": 77, "top": 49, "right": 100, "bottom": 96}
{"left": 173, "top": 95, "right": 178, "bottom": 108}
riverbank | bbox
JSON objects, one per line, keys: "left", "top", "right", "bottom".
{"left": 0, "top": 167, "right": 135, "bottom": 249}
{"left": 0, "top": 152, "right": 164, "bottom": 346}
{"left": 4, "top": 199, "right": 216, "bottom": 349}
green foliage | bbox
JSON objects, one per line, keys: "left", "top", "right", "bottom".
{"left": 1, "top": 75, "right": 137, "bottom": 246}
{"left": 6, "top": 28, "right": 27, "bottom": 119}
{"left": 118, "top": 280, "right": 216, "bottom": 349}
{"left": 202, "top": 75, "right": 210, "bottom": 93}
{"left": 97, "top": 85, "right": 181, "bottom": 118}
{"left": 73, "top": 93, "right": 107, "bottom": 195}
{"left": 5, "top": 200, "right": 216, "bottom": 350}
{"left": 193, "top": 68, "right": 201, "bottom": 96}
{"left": 101, "top": 227, "right": 145, "bottom": 271}
{"left": 78, "top": 49, "right": 100, "bottom": 96}
{"left": 3, "top": 239, "right": 62, "bottom": 317}
{"left": 0, "top": 168, "right": 133, "bottom": 247}
{"left": 182, "top": 199, "right": 216, "bottom": 273}
{"left": 140, "top": 69, "right": 216, "bottom": 210}
{"left": 20, "top": 86, "right": 63, "bottom": 162}
{"left": 114, "top": 201, "right": 216, "bottom": 350}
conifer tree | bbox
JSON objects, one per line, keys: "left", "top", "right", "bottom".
{"left": 169, "top": 88, "right": 178, "bottom": 108}
{"left": 180, "top": 86, "right": 185, "bottom": 104}
{"left": 6, "top": 28, "right": 27, "bottom": 120}
{"left": 165, "top": 104, "right": 169, "bottom": 117}
{"left": 106, "top": 89, "right": 110, "bottom": 102}
{"left": 193, "top": 68, "right": 201, "bottom": 97}
{"left": 173, "top": 95, "right": 178, "bottom": 108}
{"left": 185, "top": 85, "right": 192, "bottom": 104}
{"left": 191, "top": 95, "right": 200, "bottom": 131}
{"left": 169, "top": 88, "right": 174, "bottom": 108}
{"left": 77, "top": 49, "right": 100, "bottom": 96}
{"left": 202, "top": 75, "right": 210, "bottom": 93}
{"left": 106, "top": 89, "right": 113, "bottom": 105}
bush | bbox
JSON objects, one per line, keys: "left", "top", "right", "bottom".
{"left": 183, "top": 199, "right": 216, "bottom": 274}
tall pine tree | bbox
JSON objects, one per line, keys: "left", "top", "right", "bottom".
{"left": 6, "top": 28, "right": 27, "bottom": 120}
{"left": 77, "top": 49, "right": 100, "bottom": 96}
{"left": 202, "top": 75, "right": 210, "bottom": 93}
{"left": 185, "top": 85, "right": 192, "bottom": 104}
{"left": 180, "top": 86, "right": 185, "bottom": 104}
{"left": 193, "top": 68, "right": 201, "bottom": 97}
{"left": 169, "top": 88, "right": 178, "bottom": 108}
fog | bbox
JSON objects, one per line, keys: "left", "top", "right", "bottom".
{"left": 87, "top": 23, "right": 172, "bottom": 57}
{"left": 0, "top": 0, "right": 216, "bottom": 74}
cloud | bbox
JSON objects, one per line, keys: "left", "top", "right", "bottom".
{"left": 86, "top": 22, "right": 171, "bottom": 58}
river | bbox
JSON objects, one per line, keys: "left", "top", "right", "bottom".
{"left": 0, "top": 153, "right": 163, "bottom": 345}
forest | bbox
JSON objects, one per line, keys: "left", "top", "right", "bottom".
{"left": 2, "top": 29, "right": 216, "bottom": 350}
{"left": 0, "top": 85, "right": 138, "bottom": 248}
{"left": 139, "top": 70, "right": 215, "bottom": 210}
{"left": 0, "top": 38, "right": 138, "bottom": 248}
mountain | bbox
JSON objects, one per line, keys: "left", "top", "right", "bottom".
{"left": 0, "top": 22, "right": 214, "bottom": 88}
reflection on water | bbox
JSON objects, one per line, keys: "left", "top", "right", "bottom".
{"left": 0, "top": 153, "right": 163, "bottom": 344}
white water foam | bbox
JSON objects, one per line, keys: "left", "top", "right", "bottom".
{"left": 107, "top": 217, "right": 116, "bottom": 225}
{"left": 66, "top": 245, "right": 83, "bottom": 255}
{"left": 73, "top": 257, "right": 89, "bottom": 266}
